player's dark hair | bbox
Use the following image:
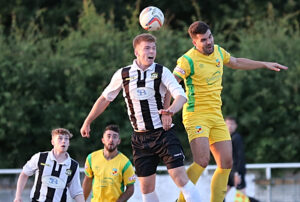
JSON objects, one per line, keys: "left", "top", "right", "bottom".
{"left": 225, "top": 116, "right": 237, "bottom": 123}
{"left": 133, "top": 33, "right": 156, "bottom": 49}
{"left": 188, "top": 21, "right": 210, "bottom": 39}
{"left": 104, "top": 124, "right": 120, "bottom": 134}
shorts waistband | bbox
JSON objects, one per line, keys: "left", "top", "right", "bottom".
{"left": 134, "top": 127, "right": 163, "bottom": 135}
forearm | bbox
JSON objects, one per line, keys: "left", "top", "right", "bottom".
{"left": 164, "top": 91, "right": 172, "bottom": 109}
{"left": 167, "top": 95, "right": 187, "bottom": 115}
{"left": 14, "top": 172, "right": 29, "bottom": 201}
{"left": 116, "top": 185, "right": 134, "bottom": 202}
{"left": 229, "top": 58, "right": 266, "bottom": 70}
{"left": 82, "top": 176, "right": 92, "bottom": 200}
{"left": 84, "top": 95, "right": 110, "bottom": 125}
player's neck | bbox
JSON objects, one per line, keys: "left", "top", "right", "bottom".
{"left": 52, "top": 150, "right": 68, "bottom": 163}
{"left": 103, "top": 149, "right": 118, "bottom": 160}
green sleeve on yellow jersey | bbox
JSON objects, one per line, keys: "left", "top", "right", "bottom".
{"left": 122, "top": 160, "right": 136, "bottom": 185}
{"left": 84, "top": 153, "right": 93, "bottom": 178}
{"left": 173, "top": 56, "right": 191, "bottom": 80}
{"left": 219, "top": 46, "right": 231, "bottom": 64}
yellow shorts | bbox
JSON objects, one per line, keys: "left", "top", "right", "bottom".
{"left": 183, "top": 112, "right": 231, "bottom": 145}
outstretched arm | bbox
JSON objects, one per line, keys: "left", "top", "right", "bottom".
{"left": 226, "top": 56, "right": 288, "bottom": 71}
{"left": 81, "top": 95, "right": 111, "bottom": 138}
{"left": 14, "top": 172, "right": 29, "bottom": 202}
{"left": 116, "top": 184, "right": 134, "bottom": 202}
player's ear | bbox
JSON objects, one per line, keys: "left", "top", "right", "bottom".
{"left": 134, "top": 49, "right": 139, "bottom": 57}
{"left": 192, "top": 40, "right": 197, "bottom": 46}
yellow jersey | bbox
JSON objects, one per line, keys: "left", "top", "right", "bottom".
{"left": 84, "top": 149, "right": 136, "bottom": 202}
{"left": 173, "top": 45, "right": 230, "bottom": 120}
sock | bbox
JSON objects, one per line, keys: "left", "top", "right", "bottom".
{"left": 210, "top": 167, "right": 231, "bottom": 202}
{"left": 178, "top": 162, "right": 205, "bottom": 202}
{"left": 142, "top": 191, "right": 159, "bottom": 202}
{"left": 180, "top": 180, "right": 202, "bottom": 202}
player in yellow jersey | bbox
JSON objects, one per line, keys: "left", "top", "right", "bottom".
{"left": 82, "top": 125, "right": 136, "bottom": 202}
{"left": 173, "top": 21, "right": 288, "bottom": 202}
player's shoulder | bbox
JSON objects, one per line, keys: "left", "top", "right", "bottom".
{"left": 178, "top": 47, "right": 195, "bottom": 59}
{"left": 70, "top": 158, "right": 79, "bottom": 166}
{"left": 118, "top": 152, "right": 133, "bottom": 164}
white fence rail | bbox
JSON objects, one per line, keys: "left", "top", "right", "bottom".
{"left": 1, "top": 163, "right": 300, "bottom": 202}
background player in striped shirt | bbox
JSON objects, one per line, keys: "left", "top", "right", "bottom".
{"left": 82, "top": 124, "right": 135, "bottom": 202}
{"left": 14, "top": 128, "right": 84, "bottom": 202}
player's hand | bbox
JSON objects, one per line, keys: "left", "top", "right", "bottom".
{"left": 80, "top": 122, "right": 91, "bottom": 138}
{"left": 161, "top": 114, "right": 172, "bottom": 131}
{"left": 234, "top": 173, "right": 241, "bottom": 187}
{"left": 264, "top": 62, "right": 288, "bottom": 72}
{"left": 14, "top": 198, "right": 22, "bottom": 202}
{"left": 159, "top": 109, "right": 174, "bottom": 116}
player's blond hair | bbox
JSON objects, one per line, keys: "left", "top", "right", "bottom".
{"left": 133, "top": 33, "right": 156, "bottom": 49}
{"left": 51, "top": 128, "right": 73, "bottom": 138}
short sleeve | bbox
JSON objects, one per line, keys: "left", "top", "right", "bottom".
{"left": 101, "top": 68, "right": 123, "bottom": 101}
{"left": 219, "top": 46, "right": 231, "bottom": 64}
{"left": 173, "top": 56, "right": 191, "bottom": 80}
{"left": 122, "top": 160, "right": 136, "bottom": 186}
{"left": 68, "top": 164, "right": 84, "bottom": 198}
{"left": 22, "top": 153, "right": 40, "bottom": 176}
{"left": 84, "top": 154, "right": 93, "bottom": 178}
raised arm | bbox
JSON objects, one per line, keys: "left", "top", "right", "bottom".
{"left": 225, "top": 56, "right": 288, "bottom": 71}
{"left": 81, "top": 95, "right": 111, "bottom": 138}
{"left": 14, "top": 172, "right": 29, "bottom": 202}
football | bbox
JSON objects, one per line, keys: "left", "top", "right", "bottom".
{"left": 139, "top": 6, "right": 164, "bottom": 31}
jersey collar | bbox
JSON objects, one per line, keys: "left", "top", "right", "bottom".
{"left": 49, "top": 149, "right": 71, "bottom": 166}
{"left": 132, "top": 59, "right": 156, "bottom": 71}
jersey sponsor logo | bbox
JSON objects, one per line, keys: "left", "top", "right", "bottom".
{"left": 125, "top": 76, "right": 138, "bottom": 81}
{"left": 206, "top": 71, "right": 221, "bottom": 85}
{"left": 195, "top": 126, "right": 204, "bottom": 134}
{"left": 151, "top": 72, "right": 158, "bottom": 79}
{"left": 42, "top": 175, "right": 65, "bottom": 189}
{"left": 40, "top": 162, "right": 51, "bottom": 167}
{"left": 84, "top": 163, "right": 89, "bottom": 170}
{"left": 65, "top": 169, "right": 72, "bottom": 176}
{"left": 129, "top": 174, "right": 136, "bottom": 181}
{"left": 130, "top": 87, "right": 155, "bottom": 100}
{"left": 111, "top": 168, "right": 118, "bottom": 176}
{"left": 216, "top": 59, "right": 221, "bottom": 67}
{"left": 174, "top": 66, "right": 186, "bottom": 75}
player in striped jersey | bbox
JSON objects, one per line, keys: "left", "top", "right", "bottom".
{"left": 14, "top": 128, "right": 84, "bottom": 202}
{"left": 82, "top": 124, "right": 135, "bottom": 202}
{"left": 81, "top": 33, "right": 201, "bottom": 202}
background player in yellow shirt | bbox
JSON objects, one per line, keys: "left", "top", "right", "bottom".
{"left": 82, "top": 125, "right": 136, "bottom": 202}
{"left": 173, "top": 21, "right": 288, "bottom": 202}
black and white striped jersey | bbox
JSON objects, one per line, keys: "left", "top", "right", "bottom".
{"left": 102, "top": 60, "right": 186, "bottom": 131}
{"left": 22, "top": 150, "right": 83, "bottom": 201}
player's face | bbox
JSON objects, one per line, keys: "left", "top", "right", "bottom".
{"left": 192, "top": 29, "right": 214, "bottom": 55}
{"left": 135, "top": 41, "right": 156, "bottom": 69}
{"left": 102, "top": 130, "right": 120, "bottom": 152}
{"left": 52, "top": 134, "right": 70, "bottom": 153}
{"left": 225, "top": 119, "right": 237, "bottom": 135}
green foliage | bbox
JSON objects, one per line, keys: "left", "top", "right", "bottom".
{"left": 222, "top": 16, "right": 300, "bottom": 163}
{"left": 0, "top": 0, "right": 299, "bottom": 168}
